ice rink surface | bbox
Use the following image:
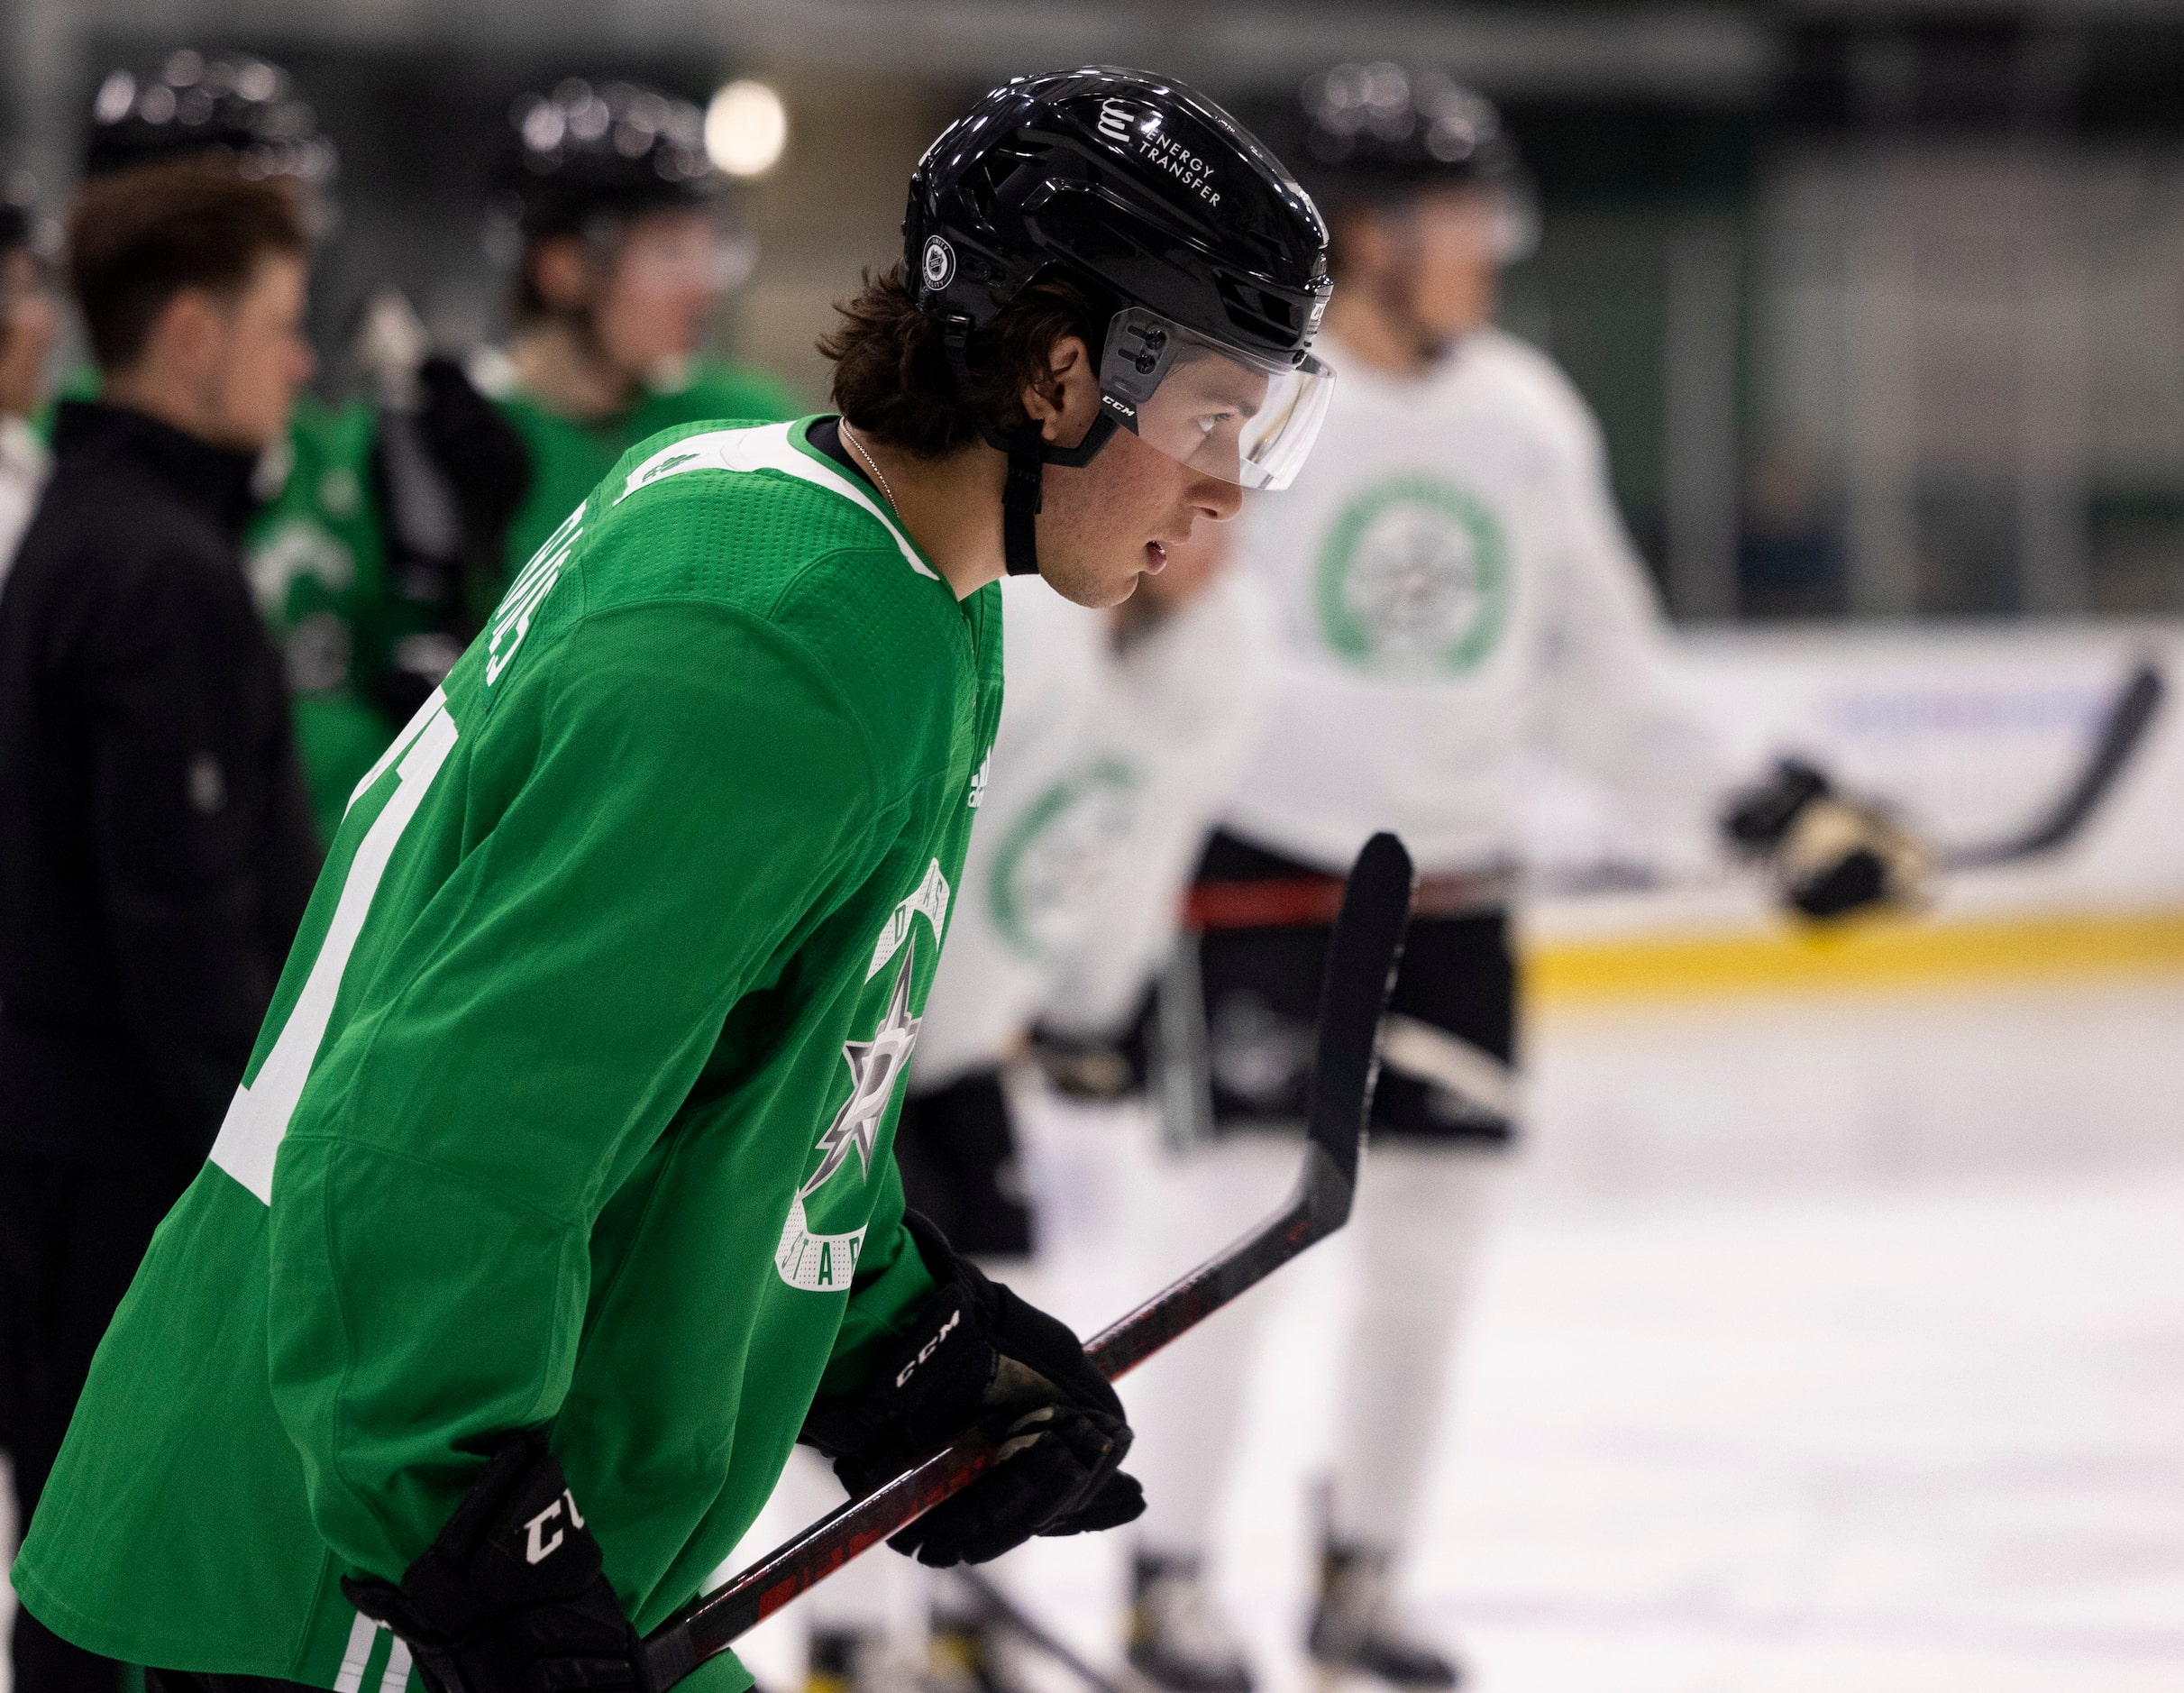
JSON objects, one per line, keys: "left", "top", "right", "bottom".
{"left": 732, "top": 969, "right": 2184, "bottom": 1693}
{"left": 8, "top": 972, "right": 2184, "bottom": 1693}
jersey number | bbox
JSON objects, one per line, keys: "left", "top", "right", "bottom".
{"left": 208, "top": 692, "right": 461, "bottom": 1204}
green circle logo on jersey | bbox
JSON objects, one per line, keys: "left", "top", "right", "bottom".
{"left": 1314, "top": 476, "right": 1509, "bottom": 675}
{"left": 989, "top": 757, "right": 1144, "bottom": 961}
{"left": 248, "top": 517, "right": 356, "bottom": 621}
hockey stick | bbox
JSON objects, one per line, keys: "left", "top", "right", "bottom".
{"left": 1378, "top": 1014, "right": 1521, "bottom": 1126}
{"left": 1937, "top": 659, "right": 2165, "bottom": 870}
{"left": 641, "top": 832, "right": 1416, "bottom": 1691}
{"left": 1183, "top": 663, "right": 2167, "bottom": 925}
{"left": 954, "top": 1569, "right": 1156, "bottom": 1693}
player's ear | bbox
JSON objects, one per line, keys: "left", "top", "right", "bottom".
{"left": 1023, "top": 334, "right": 1097, "bottom": 448}
{"left": 142, "top": 286, "right": 224, "bottom": 387}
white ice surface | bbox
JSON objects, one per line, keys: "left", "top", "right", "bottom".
{"left": 733, "top": 975, "right": 2184, "bottom": 1693}
{"left": 9, "top": 977, "right": 2184, "bottom": 1693}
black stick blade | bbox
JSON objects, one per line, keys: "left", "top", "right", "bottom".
{"left": 1946, "top": 661, "right": 2166, "bottom": 869}
{"left": 1301, "top": 832, "right": 1414, "bottom": 1237}
{"left": 1085, "top": 831, "right": 1416, "bottom": 1381}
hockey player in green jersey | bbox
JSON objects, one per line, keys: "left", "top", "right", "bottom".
{"left": 13, "top": 67, "right": 1336, "bottom": 1693}
{"left": 471, "top": 78, "right": 798, "bottom": 601}
{"left": 324, "top": 77, "right": 796, "bottom": 817}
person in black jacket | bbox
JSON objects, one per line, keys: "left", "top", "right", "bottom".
{"left": 0, "top": 160, "right": 321, "bottom": 1693}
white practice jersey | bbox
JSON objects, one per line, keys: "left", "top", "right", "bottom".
{"left": 914, "top": 569, "right": 1276, "bottom": 1087}
{"left": 1222, "top": 325, "right": 1727, "bottom": 875}
{"left": 0, "top": 415, "right": 50, "bottom": 601}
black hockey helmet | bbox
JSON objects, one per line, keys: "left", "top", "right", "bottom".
{"left": 906, "top": 67, "right": 1335, "bottom": 572}
{"left": 1296, "top": 65, "right": 1535, "bottom": 260}
{"left": 85, "top": 50, "right": 337, "bottom": 188}
{"left": 498, "top": 79, "right": 717, "bottom": 238}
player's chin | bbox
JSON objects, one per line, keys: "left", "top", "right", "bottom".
{"left": 1037, "top": 549, "right": 1151, "bottom": 609}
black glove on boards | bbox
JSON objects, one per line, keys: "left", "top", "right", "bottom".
{"left": 1722, "top": 757, "right": 1932, "bottom": 921}
{"left": 342, "top": 1430, "right": 649, "bottom": 1693}
{"left": 799, "top": 1211, "right": 1145, "bottom": 1567}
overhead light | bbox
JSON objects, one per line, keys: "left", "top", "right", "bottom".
{"left": 706, "top": 79, "right": 787, "bottom": 178}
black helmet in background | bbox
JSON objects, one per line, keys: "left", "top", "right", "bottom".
{"left": 85, "top": 50, "right": 337, "bottom": 189}
{"left": 489, "top": 79, "right": 751, "bottom": 291}
{"left": 906, "top": 66, "right": 1335, "bottom": 572}
{"left": 497, "top": 79, "right": 714, "bottom": 236}
{"left": 1297, "top": 64, "right": 1536, "bottom": 263}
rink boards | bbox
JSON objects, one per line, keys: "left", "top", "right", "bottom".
{"left": 1521, "top": 618, "right": 2184, "bottom": 1002}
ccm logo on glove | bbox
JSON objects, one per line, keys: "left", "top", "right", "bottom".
{"left": 522, "top": 1488, "right": 587, "bottom": 1564}
{"left": 341, "top": 1429, "right": 649, "bottom": 1693}
{"left": 898, "top": 1307, "right": 964, "bottom": 1388}
{"left": 799, "top": 1211, "right": 1145, "bottom": 1567}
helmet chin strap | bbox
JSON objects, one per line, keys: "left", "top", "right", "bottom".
{"left": 1373, "top": 260, "right": 1453, "bottom": 371}
{"left": 982, "top": 413, "right": 1121, "bottom": 575}
{"left": 941, "top": 311, "right": 1120, "bottom": 579}
{"left": 539, "top": 217, "right": 644, "bottom": 405}
{"left": 994, "top": 425, "right": 1048, "bottom": 577}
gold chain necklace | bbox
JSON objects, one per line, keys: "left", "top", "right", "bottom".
{"left": 838, "top": 421, "right": 898, "bottom": 511}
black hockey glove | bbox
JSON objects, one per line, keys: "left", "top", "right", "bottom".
{"left": 365, "top": 354, "right": 532, "bottom": 725}
{"left": 341, "top": 1429, "right": 649, "bottom": 1693}
{"left": 1028, "top": 1023, "right": 1147, "bottom": 1103}
{"left": 799, "top": 1211, "right": 1145, "bottom": 1568}
{"left": 1722, "top": 758, "right": 1931, "bottom": 920}
{"left": 414, "top": 355, "right": 532, "bottom": 562}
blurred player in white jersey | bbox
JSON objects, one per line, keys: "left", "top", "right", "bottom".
{"left": 901, "top": 530, "right": 1275, "bottom": 1245}
{"left": 1127, "top": 66, "right": 1927, "bottom": 1693}
{"left": 795, "top": 529, "right": 1275, "bottom": 1693}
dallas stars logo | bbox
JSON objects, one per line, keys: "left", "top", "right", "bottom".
{"left": 800, "top": 939, "right": 922, "bottom": 1203}
{"left": 775, "top": 865, "right": 947, "bottom": 1292}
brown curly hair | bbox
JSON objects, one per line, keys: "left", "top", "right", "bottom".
{"left": 818, "top": 264, "right": 1106, "bottom": 460}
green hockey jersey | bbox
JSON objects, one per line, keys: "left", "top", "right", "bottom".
{"left": 490, "top": 361, "right": 799, "bottom": 609}
{"left": 246, "top": 392, "right": 411, "bottom": 842}
{"left": 260, "top": 360, "right": 798, "bottom": 837}
{"left": 13, "top": 416, "right": 1003, "bottom": 1693}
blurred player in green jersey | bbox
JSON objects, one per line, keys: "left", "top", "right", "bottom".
{"left": 470, "top": 78, "right": 797, "bottom": 595}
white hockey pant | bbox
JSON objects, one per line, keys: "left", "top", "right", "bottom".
{"left": 1128, "top": 1135, "right": 1505, "bottom": 1559}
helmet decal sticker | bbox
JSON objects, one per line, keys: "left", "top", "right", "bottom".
{"left": 920, "top": 234, "right": 956, "bottom": 292}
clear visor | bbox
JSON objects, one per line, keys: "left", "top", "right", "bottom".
{"left": 1097, "top": 307, "right": 1335, "bottom": 491}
